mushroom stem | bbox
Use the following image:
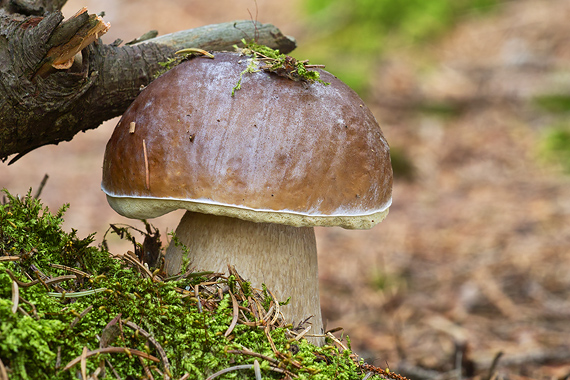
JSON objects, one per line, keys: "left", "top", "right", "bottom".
{"left": 165, "top": 211, "right": 324, "bottom": 345}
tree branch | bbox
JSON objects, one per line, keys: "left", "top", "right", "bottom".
{"left": 0, "top": 6, "right": 296, "bottom": 163}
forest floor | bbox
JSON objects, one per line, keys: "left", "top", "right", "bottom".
{"left": 1, "top": 0, "right": 569, "bottom": 379}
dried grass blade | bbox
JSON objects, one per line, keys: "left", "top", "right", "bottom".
{"left": 254, "top": 360, "right": 261, "bottom": 380}
{"left": 0, "top": 256, "right": 20, "bottom": 262}
{"left": 224, "top": 291, "right": 239, "bottom": 337}
{"left": 248, "top": 296, "right": 260, "bottom": 320}
{"left": 139, "top": 356, "right": 154, "bottom": 380}
{"left": 81, "top": 346, "right": 88, "bottom": 380}
{"left": 143, "top": 139, "right": 150, "bottom": 190}
{"left": 11, "top": 280, "right": 19, "bottom": 314}
{"left": 47, "top": 263, "right": 91, "bottom": 278}
{"left": 327, "top": 332, "right": 349, "bottom": 352}
{"left": 261, "top": 304, "right": 274, "bottom": 324}
{"left": 121, "top": 253, "right": 156, "bottom": 280}
{"left": 294, "top": 325, "right": 311, "bottom": 341}
{"left": 0, "top": 358, "right": 8, "bottom": 380}
{"left": 265, "top": 326, "right": 278, "bottom": 355}
{"left": 267, "top": 288, "right": 281, "bottom": 325}
{"left": 63, "top": 347, "right": 160, "bottom": 371}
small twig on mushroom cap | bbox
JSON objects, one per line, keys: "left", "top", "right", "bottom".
{"left": 142, "top": 139, "right": 150, "bottom": 190}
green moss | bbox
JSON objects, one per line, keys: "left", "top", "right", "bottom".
{"left": 232, "top": 39, "right": 330, "bottom": 96}
{"left": 0, "top": 189, "right": 392, "bottom": 379}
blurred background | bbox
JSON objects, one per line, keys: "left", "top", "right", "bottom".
{"left": 2, "top": 0, "right": 570, "bottom": 378}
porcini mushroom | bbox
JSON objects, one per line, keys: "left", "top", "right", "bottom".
{"left": 101, "top": 52, "right": 392, "bottom": 344}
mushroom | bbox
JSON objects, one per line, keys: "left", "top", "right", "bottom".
{"left": 101, "top": 52, "right": 392, "bottom": 344}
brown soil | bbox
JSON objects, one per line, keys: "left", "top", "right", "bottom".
{"left": 2, "top": 1, "right": 569, "bottom": 379}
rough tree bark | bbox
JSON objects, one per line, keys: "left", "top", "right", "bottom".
{"left": 0, "top": 0, "right": 296, "bottom": 163}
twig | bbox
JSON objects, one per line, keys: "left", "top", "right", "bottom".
{"left": 483, "top": 352, "right": 503, "bottom": 380}
{"left": 19, "top": 296, "right": 38, "bottom": 319}
{"left": 293, "top": 325, "right": 312, "bottom": 341}
{"left": 63, "top": 347, "right": 160, "bottom": 371}
{"left": 34, "top": 174, "right": 49, "bottom": 199}
{"left": 31, "top": 265, "right": 51, "bottom": 291}
{"left": 6, "top": 268, "right": 39, "bottom": 287}
{"left": 267, "top": 288, "right": 282, "bottom": 326}
{"left": 70, "top": 305, "right": 93, "bottom": 329}
{"left": 139, "top": 355, "right": 154, "bottom": 380}
{"left": 360, "top": 363, "right": 412, "bottom": 380}
{"left": 124, "top": 321, "right": 171, "bottom": 380}
{"left": 45, "top": 275, "right": 77, "bottom": 285}
{"left": 265, "top": 326, "right": 278, "bottom": 355}
{"left": 262, "top": 304, "right": 275, "bottom": 324}
{"left": 47, "top": 263, "right": 91, "bottom": 278}
{"left": 248, "top": 296, "right": 261, "bottom": 321}
{"left": 327, "top": 332, "right": 349, "bottom": 352}
{"left": 16, "top": 306, "right": 31, "bottom": 318}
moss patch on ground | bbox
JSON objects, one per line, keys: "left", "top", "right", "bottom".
{"left": 0, "top": 189, "right": 397, "bottom": 379}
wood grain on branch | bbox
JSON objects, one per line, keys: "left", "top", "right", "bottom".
{"left": 0, "top": 5, "right": 296, "bottom": 163}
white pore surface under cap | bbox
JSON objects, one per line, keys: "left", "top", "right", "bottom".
{"left": 104, "top": 193, "right": 391, "bottom": 230}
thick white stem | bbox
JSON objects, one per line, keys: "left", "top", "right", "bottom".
{"left": 165, "top": 211, "right": 324, "bottom": 344}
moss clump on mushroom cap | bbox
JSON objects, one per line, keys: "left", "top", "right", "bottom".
{"left": 0, "top": 189, "right": 395, "bottom": 379}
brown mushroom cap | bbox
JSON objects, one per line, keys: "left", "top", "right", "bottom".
{"left": 102, "top": 52, "right": 392, "bottom": 229}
